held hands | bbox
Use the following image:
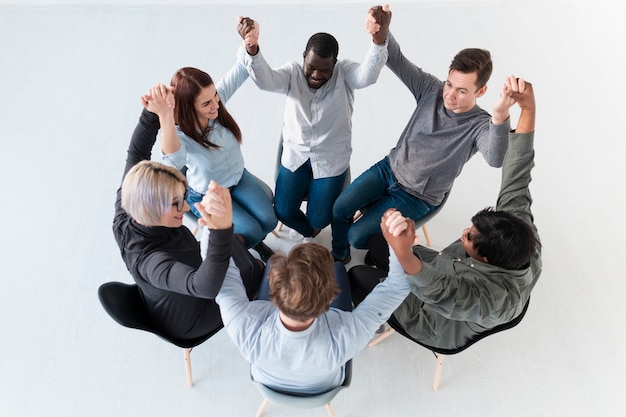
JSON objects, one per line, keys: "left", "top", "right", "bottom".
{"left": 141, "top": 84, "right": 175, "bottom": 119}
{"left": 492, "top": 75, "right": 527, "bottom": 123}
{"left": 196, "top": 180, "right": 233, "bottom": 230}
{"left": 381, "top": 209, "right": 423, "bottom": 275}
{"left": 365, "top": 4, "right": 391, "bottom": 45}
{"left": 237, "top": 16, "right": 259, "bottom": 55}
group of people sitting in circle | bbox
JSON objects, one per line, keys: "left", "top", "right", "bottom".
{"left": 112, "top": 5, "right": 542, "bottom": 395}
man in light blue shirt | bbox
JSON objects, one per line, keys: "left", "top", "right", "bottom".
{"left": 237, "top": 10, "right": 388, "bottom": 240}
{"left": 198, "top": 180, "right": 411, "bottom": 395}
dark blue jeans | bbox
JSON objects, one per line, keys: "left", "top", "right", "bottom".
{"left": 274, "top": 160, "right": 348, "bottom": 237}
{"left": 257, "top": 260, "right": 353, "bottom": 312}
{"left": 331, "top": 157, "right": 435, "bottom": 260}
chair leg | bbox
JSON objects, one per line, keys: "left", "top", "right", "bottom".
{"left": 433, "top": 353, "right": 445, "bottom": 391}
{"left": 255, "top": 399, "right": 269, "bottom": 417}
{"left": 368, "top": 327, "right": 396, "bottom": 347}
{"left": 422, "top": 224, "right": 432, "bottom": 246}
{"left": 326, "top": 402, "right": 336, "bottom": 417}
{"left": 183, "top": 348, "right": 193, "bottom": 387}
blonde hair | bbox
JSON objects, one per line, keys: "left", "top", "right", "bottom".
{"left": 121, "top": 160, "right": 187, "bottom": 226}
{"left": 268, "top": 243, "right": 339, "bottom": 322}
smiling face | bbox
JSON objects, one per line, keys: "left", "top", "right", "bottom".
{"left": 194, "top": 84, "right": 220, "bottom": 128}
{"left": 302, "top": 50, "right": 336, "bottom": 89}
{"left": 443, "top": 70, "right": 487, "bottom": 113}
{"left": 157, "top": 183, "right": 189, "bottom": 228}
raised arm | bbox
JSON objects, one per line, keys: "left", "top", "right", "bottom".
{"left": 142, "top": 83, "right": 180, "bottom": 156}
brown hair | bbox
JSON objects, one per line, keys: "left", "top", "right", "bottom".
{"left": 268, "top": 243, "right": 339, "bottom": 322}
{"left": 449, "top": 48, "right": 493, "bottom": 91}
{"left": 170, "top": 67, "right": 242, "bottom": 149}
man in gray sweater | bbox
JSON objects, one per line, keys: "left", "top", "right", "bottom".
{"left": 331, "top": 5, "right": 516, "bottom": 263}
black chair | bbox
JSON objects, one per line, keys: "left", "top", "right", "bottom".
{"left": 98, "top": 281, "right": 222, "bottom": 387}
{"left": 369, "top": 298, "right": 531, "bottom": 391}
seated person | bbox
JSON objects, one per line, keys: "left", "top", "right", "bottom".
{"left": 238, "top": 6, "right": 388, "bottom": 241}
{"left": 349, "top": 78, "right": 541, "bottom": 350}
{"left": 156, "top": 20, "right": 276, "bottom": 258}
{"left": 112, "top": 88, "right": 263, "bottom": 340}
{"left": 198, "top": 181, "right": 411, "bottom": 394}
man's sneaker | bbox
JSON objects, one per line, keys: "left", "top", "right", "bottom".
{"left": 332, "top": 254, "right": 351, "bottom": 265}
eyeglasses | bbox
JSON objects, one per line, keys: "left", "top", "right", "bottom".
{"left": 172, "top": 189, "right": 189, "bottom": 212}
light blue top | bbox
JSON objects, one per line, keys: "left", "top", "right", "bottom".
{"left": 244, "top": 41, "right": 388, "bottom": 178}
{"left": 216, "top": 248, "right": 409, "bottom": 395}
{"left": 162, "top": 47, "right": 248, "bottom": 192}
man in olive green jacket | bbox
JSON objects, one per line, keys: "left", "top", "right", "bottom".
{"left": 349, "top": 76, "right": 541, "bottom": 350}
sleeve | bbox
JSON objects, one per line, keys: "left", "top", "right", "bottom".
{"left": 115, "top": 109, "right": 160, "bottom": 216}
{"left": 496, "top": 131, "right": 537, "bottom": 232}
{"left": 244, "top": 48, "right": 293, "bottom": 94}
{"left": 475, "top": 118, "right": 511, "bottom": 167}
{"left": 160, "top": 132, "right": 188, "bottom": 169}
{"left": 342, "top": 40, "right": 388, "bottom": 89}
{"left": 138, "top": 227, "right": 234, "bottom": 299}
{"left": 216, "top": 45, "right": 249, "bottom": 104}
{"left": 385, "top": 33, "right": 438, "bottom": 100}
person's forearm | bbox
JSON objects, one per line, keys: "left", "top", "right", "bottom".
{"left": 514, "top": 105, "right": 536, "bottom": 133}
{"left": 159, "top": 113, "right": 180, "bottom": 155}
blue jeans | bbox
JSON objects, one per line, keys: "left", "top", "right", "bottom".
{"left": 186, "top": 169, "right": 278, "bottom": 248}
{"left": 274, "top": 160, "right": 347, "bottom": 237}
{"left": 331, "top": 157, "right": 435, "bottom": 259}
{"left": 257, "top": 260, "right": 353, "bottom": 312}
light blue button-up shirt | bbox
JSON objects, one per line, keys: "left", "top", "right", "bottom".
{"left": 245, "top": 41, "right": 388, "bottom": 178}
{"left": 162, "top": 47, "right": 248, "bottom": 193}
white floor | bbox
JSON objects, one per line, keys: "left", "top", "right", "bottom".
{"left": 1, "top": 1, "right": 625, "bottom": 416}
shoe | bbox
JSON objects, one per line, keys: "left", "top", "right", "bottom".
{"left": 252, "top": 241, "right": 275, "bottom": 263}
{"left": 332, "top": 254, "right": 351, "bottom": 264}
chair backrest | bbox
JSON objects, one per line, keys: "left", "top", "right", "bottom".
{"left": 98, "top": 281, "right": 220, "bottom": 349}
{"left": 252, "top": 360, "right": 352, "bottom": 409}
{"left": 389, "top": 297, "right": 531, "bottom": 355}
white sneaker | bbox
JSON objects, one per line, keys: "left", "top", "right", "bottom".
{"left": 288, "top": 229, "right": 304, "bottom": 241}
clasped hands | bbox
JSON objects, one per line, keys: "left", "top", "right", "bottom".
{"left": 196, "top": 180, "right": 233, "bottom": 230}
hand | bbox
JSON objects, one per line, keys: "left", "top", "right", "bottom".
{"left": 196, "top": 180, "right": 233, "bottom": 230}
{"left": 492, "top": 75, "right": 527, "bottom": 122}
{"left": 141, "top": 84, "right": 175, "bottom": 119}
{"left": 380, "top": 209, "right": 418, "bottom": 257}
{"left": 365, "top": 4, "right": 391, "bottom": 45}
{"left": 505, "top": 77, "right": 534, "bottom": 111}
{"left": 237, "top": 16, "right": 259, "bottom": 55}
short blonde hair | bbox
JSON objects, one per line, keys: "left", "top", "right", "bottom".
{"left": 268, "top": 243, "right": 339, "bottom": 322}
{"left": 121, "top": 160, "right": 187, "bottom": 226}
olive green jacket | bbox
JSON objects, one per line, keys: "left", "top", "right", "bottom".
{"left": 393, "top": 131, "right": 542, "bottom": 350}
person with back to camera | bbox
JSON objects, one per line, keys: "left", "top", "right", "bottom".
{"left": 156, "top": 17, "right": 276, "bottom": 261}
{"left": 349, "top": 78, "right": 542, "bottom": 350}
{"left": 236, "top": 5, "right": 389, "bottom": 243}
{"left": 197, "top": 179, "right": 413, "bottom": 394}
{"left": 331, "top": 4, "right": 521, "bottom": 263}
{"left": 112, "top": 84, "right": 264, "bottom": 341}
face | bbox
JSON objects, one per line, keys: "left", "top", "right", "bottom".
{"left": 302, "top": 50, "right": 336, "bottom": 89}
{"left": 460, "top": 225, "right": 487, "bottom": 262}
{"left": 194, "top": 84, "right": 220, "bottom": 127}
{"left": 158, "top": 183, "right": 189, "bottom": 228}
{"left": 443, "top": 70, "right": 487, "bottom": 113}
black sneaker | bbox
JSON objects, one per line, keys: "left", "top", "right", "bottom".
{"left": 332, "top": 254, "right": 351, "bottom": 265}
{"left": 253, "top": 241, "right": 275, "bottom": 263}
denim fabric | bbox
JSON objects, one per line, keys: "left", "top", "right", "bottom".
{"left": 274, "top": 160, "right": 347, "bottom": 237}
{"left": 257, "top": 260, "right": 353, "bottom": 312}
{"left": 331, "top": 157, "right": 435, "bottom": 259}
{"left": 186, "top": 169, "right": 277, "bottom": 248}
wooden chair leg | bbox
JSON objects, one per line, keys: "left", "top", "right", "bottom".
{"left": 183, "top": 348, "right": 193, "bottom": 387}
{"left": 433, "top": 353, "right": 445, "bottom": 391}
{"left": 422, "top": 224, "right": 432, "bottom": 246}
{"left": 368, "top": 327, "right": 396, "bottom": 347}
{"left": 255, "top": 399, "right": 269, "bottom": 417}
{"left": 326, "top": 402, "right": 336, "bottom": 417}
